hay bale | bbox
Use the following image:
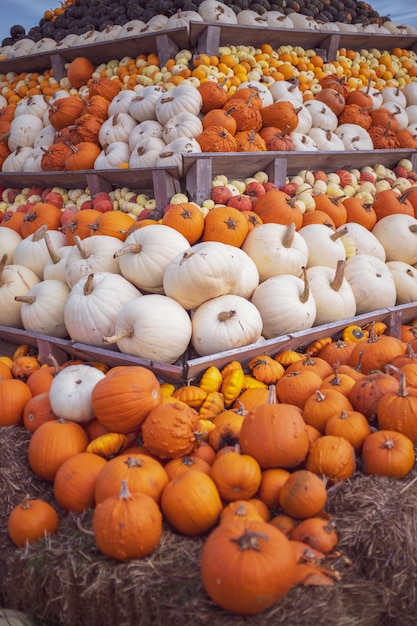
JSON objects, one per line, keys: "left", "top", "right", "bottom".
{"left": 0, "top": 425, "right": 412, "bottom": 625}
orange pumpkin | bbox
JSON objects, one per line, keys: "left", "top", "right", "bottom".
{"left": 0, "top": 378, "right": 32, "bottom": 426}
{"left": 305, "top": 435, "right": 356, "bottom": 483}
{"left": 260, "top": 100, "right": 301, "bottom": 131}
{"left": 361, "top": 429, "right": 415, "bottom": 478}
{"left": 279, "top": 469, "right": 328, "bottom": 519}
{"left": 66, "top": 56, "right": 95, "bottom": 89}
{"left": 7, "top": 497, "right": 59, "bottom": 548}
{"left": 209, "top": 447, "right": 262, "bottom": 501}
{"left": 23, "top": 391, "right": 58, "bottom": 433}
{"left": 53, "top": 451, "right": 107, "bottom": 512}
{"left": 201, "top": 205, "right": 249, "bottom": 247}
{"left": 161, "top": 202, "right": 205, "bottom": 244}
{"left": 252, "top": 188, "right": 303, "bottom": 229}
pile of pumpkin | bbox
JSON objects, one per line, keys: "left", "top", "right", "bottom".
{"left": 3, "top": 314, "right": 417, "bottom": 615}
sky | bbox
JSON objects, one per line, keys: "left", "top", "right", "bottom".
{"left": 1, "top": 0, "right": 417, "bottom": 44}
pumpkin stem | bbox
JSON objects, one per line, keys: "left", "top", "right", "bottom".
{"left": 314, "top": 389, "right": 326, "bottom": 402}
{"left": 83, "top": 273, "right": 95, "bottom": 296}
{"left": 283, "top": 222, "right": 296, "bottom": 248}
{"left": 398, "top": 372, "right": 409, "bottom": 398}
{"left": 119, "top": 478, "right": 132, "bottom": 499}
{"left": 330, "top": 226, "right": 348, "bottom": 242}
{"left": 43, "top": 231, "right": 61, "bottom": 264}
{"left": 0, "top": 253, "right": 8, "bottom": 286}
{"left": 330, "top": 260, "right": 345, "bottom": 292}
{"left": 102, "top": 327, "right": 134, "bottom": 344}
{"left": 230, "top": 529, "right": 269, "bottom": 551}
{"left": 113, "top": 242, "right": 143, "bottom": 258}
{"left": 299, "top": 266, "right": 310, "bottom": 304}
{"left": 267, "top": 384, "right": 277, "bottom": 404}
{"left": 218, "top": 310, "right": 237, "bottom": 322}
{"left": 73, "top": 235, "right": 90, "bottom": 259}
{"left": 14, "top": 295, "right": 36, "bottom": 304}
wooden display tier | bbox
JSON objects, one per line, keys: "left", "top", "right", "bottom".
{"left": 1, "top": 21, "right": 417, "bottom": 79}
{"left": 1, "top": 302, "right": 416, "bottom": 384}
{"left": 183, "top": 149, "right": 417, "bottom": 204}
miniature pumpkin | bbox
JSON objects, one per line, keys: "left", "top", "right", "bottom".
{"left": 279, "top": 470, "right": 328, "bottom": 519}
{"left": 8, "top": 496, "right": 59, "bottom": 548}
{"left": 53, "top": 452, "right": 107, "bottom": 512}
{"left": 209, "top": 447, "right": 262, "bottom": 501}
{"left": 197, "top": 125, "right": 237, "bottom": 152}
{"left": 66, "top": 56, "right": 95, "bottom": 89}
{"left": 261, "top": 100, "right": 301, "bottom": 131}
{"left": 289, "top": 516, "right": 339, "bottom": 554}
{"left": 305, "top": 435, "right": 356, "bottom": 483}
{"left": 0, "top": 378, "right": 32, "bottom": 426}
{"left": 361, "top": 430, "right": 415, "bottom": 478}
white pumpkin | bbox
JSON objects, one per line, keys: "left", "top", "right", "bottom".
{"left": 33, "top": 37, "right": 58, "bottom": 52}
{"left": 163, "top": 240, "right": 243, "bottom": 310}
{"left": 405, "top": 105, "right": 417, "bottom": 126}
{"left": 155, "top": 83, "right": 202, "bottom": 126}
{"left": 307, "top": 128, "right": 345, "bottom": 151}
{"left": 13, "top": 227, "right": 67, "bottom": 279}
{"left": 371, "top": 214, "right": 417, "bottom": 265}
{"left": 264, "top": 11, "right": 294, "bottom": 29}
{"left": 306, "top": 261, "right": 356, "bottom": 326}
{"left": 115, "top": 224, "right": 190, "bottom": 294}
{"left": 128, "top": 120, "right": 164, "bottom": 150}
{"left": 129, "top": 136, "right": 166, "bottom": 168}
{"left": 107, "top": 89, "right": 138, "bottom": 116}
{"left": 2, "top": 146, "right": 35, "bottom": 172}
{"left": 293, "top": 105, "right": 313, "bottom": 134}
{"left": 288, "top": 13, "right": 320, "bottom": 29}
{"left": 386, "top": 260, "right": 417, "bottom": 304}
{"left": 403, "top": 84, "right": 417, "bottom": 106}
{"left": 237, "top": 81, "right": 273, "bottom": 107}
{"left": 64, "top": 271, "right": 141, "bottom": 346}
{"left": 381, "top": 86, "right": 407, "bottom": 109}
{"left": 155, "top": 137, "right": 201, "bottom": 175}
{"left": 94, "top": 24, "right": 122, "bottom": 41}
{"left": 269, "top": 80, "right": 303, "bottom": 105}
{"left": 49, "top": 364, "right": 106, "bottom": 423}
{"left": 128, "top": 85, "right": 167, "bottom": 122}
{"left": 43, "top": 239, "right": 73, "bottom": 283}
{"left": 164, "top": 9, "right": 203, "bottom": 31}
{"left": 7, "top": 38, "right": 36, "bottom": 57}
{"left": 304, "top": 100, "right": 338, "bottom": 131}
{"left": 117, "top": 20, "right": 147, "bottom": 38}
{"left": 289, "top": 132, "right": 318, "bottom": 151}
{"left": 14, "top": 95, "right": 49, "bottom": 120}
{"left": 94, "top": 142, "right": 131, "bottom": 169}
{"left": 65, "top": 235, "right": 123, "bottom": 288}
{"left": 236, "top": 10, "right": 268, "bottom": 26}
{"left": 98, "top": 112, "right": 137, "bottom": 146}
{"left": 344, "top": 254, "right": 397, "bottom": 314}
{"left": 198, "top": 0, "right": 238, "bottom": 23}
{"left": 298, "top": 223, "right": 346, "bottom": 269}
{"left": 191, "top": 294, "right": 263, "bottom": 356}
{"left": 22, "top": 146, "right": 44, "bottom": 172}
{"left": 162, "top": 112, "right": 203, "bottom": 143}
{"left": 335, "top": 124, "right": 374, "bottom": 151}
{"left": 16, "top": 279, "right": 70, "bottom": 337}
{"left": 0, "top": 261, "right": 40, "bottom": 328}
{"left": 0, "top": 228, "right": 22, "bottom": 264}
{"left": 227, "top": 246, "right": 259, "bottom": 299}
{"left": 336, "top": 222, "right": 386, "bottom": 261}
{"left": 146, "top": 14, "right": 169, "bottom": 30}
{"left": 103, "top": 294, "right": 192, "bottom": 363}
{"left": 251, "top": 271, "right": 316, "bottom": 339}
{"left": 8, "top": 114, "right": 45, "bottom": 151}
{"left": 242, "top": 222, "right": 308, "bottom": 282}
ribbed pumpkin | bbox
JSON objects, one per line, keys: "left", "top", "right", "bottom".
{"left": 0, "top": 378, "right": 32, "bottom": 426}
{"left": 91, "top": 366, "right": 162, "bottom": 433}
{"left": 252, "top": 189, "right": 303, "bottom": 229}
{"left": 53, "top": 452, "right": 107, "bottom": 512}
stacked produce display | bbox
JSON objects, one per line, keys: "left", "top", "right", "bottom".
{"left": 1, "top": 0, "right": 417, "bottom": 623}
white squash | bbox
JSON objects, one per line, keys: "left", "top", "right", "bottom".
{"left": 43, "top": 238, "right": 73, "bottom": 283}
{"left": 381, "top": 102, "right": 409, "bottom": 130}
{"left": 405, "top": 105, "right": 417, "bottom": 126}
{"left": 304, "top": 101, "right": 339, "bottom": 131}
{"left": 306, "top": 261, "right": 356, "bottom": 326}
{"left": 290, "top": 132, "right": 318, "bottom": 151}
{"left": 198, "top": 0, "right": 238, "bottom": 23}
{"left": 403, "top": 84, "right": 417, "bottom": 106}
{"left": 129, "top": 136, "right": 166, "bottom": 168}
{"left": 269, "top": 80, "right": 303, "bottom": 105}
{"left": 94, "top": 142, "right": 131, "bottom": 169}
{"left": 162, "top": 112, "right": 203, "bottom": 143}
{"left": 0, "top": 258, "right": 40, "bottom": 328}
{"left": 155, "top": 82, "right": 202, "bottom": 126}
{"left": 107, "top": 89, "right": 138, "bottom": 116}
{"left": 164, "top": 9, "right": 203, "bottom": 31}
{"left": 191, "top": 294, "right": 263, "bottom": 356}
{"left": 237, "top": 81, "right": 273, "bottom": 107}
{"left": 293, "top": 105, "right": 313, "bottom": 134}
{"left": 163, "top": 241, "right": 243, "bottom": 310}
{"left": 2, "top": 146, "right": 35, "bottom": 172}
{"left": 251, "top": 270, "right": 316, "bottom": 339}
{"left": 8, "top": 114, "right": 44, "bottom": 151}
{"left": 7, "top": 38, "right": 36, "bottom": 57}
{"left": 128, "top": 85, "right": 167, "bottom": 122}
{"left": 371, "top": 214, "right": 417, "bottom": 265}
{"left": 236, "top": 10, "right": 268, "bottom": 26}
{"left": 115, "top": 224, "right": 190, "bottom": 294}
{"left": 94, "top": 24, "right": 122, "bottom": 41}
{"left": 14, "top": 95, "right": 49, "bottom": 120}
{"left": 128, "top": 120, "right": 164, "bottom": 150}
{"left": 287, "top": 13, "right": 320, "bottom": 29}
{"left": 155, "top": 137, "right": 201, "bottom": 175}
{"left": 0, "top": 228, "right": 22, "bottom": 264}
{"left": 334, "top": 124, "right": 374, "bottom": 151}
{"left": 344, "top": 254, "right": 397, "bottom": 314}
{"left": 12, "top": 227, "right": 67, "bottom": 279}
{"left": 98, "top": 112, "right": 137, "bottom": 146}
{"left": 381, "top": 86, "right": 407, "bottom": 109}
{"left": 15, "top": 279, "right": 70, "bottom": 337}
{"left": 264, "top": 10, "right": 295, "bottom": 29}
{"left": 33, "top": 124, "right": 57, "bottom": 148}
{"left": 64, "top": 271, "right": 141, "bottom": 346}
{"left": 228, "top": 247, "right": 259, "bottom": 299}
{"left": 298, "top": 224, "right": 346, "bottom": 269}
{"left": 307, "top": 128, "right": 345, "bottom": 151}
{"left": 336, "top": 222, "right": 386, "bottom": 261}
{"left": 386, "top": 261, "right": 417, "bottom": 304}
{"left": 242, "top": 222, "right": 308, "bottom": 281}
{"left": 23, "top": 146, "right": 44, "bottom": 172}
{"left": 65, "top": 235, "right": 123, "bottom": 288}
{"left": 103, "top": 294, "right": 192, "bottom": 363}
{"left": 49, "top": 364, "right": 106, "bottom": 423}
{"left": 117, "top": 20, "right": 147, "bottom": 38}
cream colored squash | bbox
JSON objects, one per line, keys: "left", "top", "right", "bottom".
{"left": 269, "top": 80, "right": 303, "bottom": 105}
{"left": 242, "top": 222, "right": 308, "bottom": 282}
{"left": 371, "top": 214, "right": 417, "bottom": 265}
{"left": 306, "top": 260, "right": 356, "bottom": 326}
{"left": 128, "top": 120, "right": 164, "bottom": 150}
{"left": 155, "top": 83, "right": 202, "bottom": 126}
{"left": 103, "top": 294, "right": 192, "bottom": 363}
{"left": 128, "top": 85, "right": 167, "bottom": 122}
{"left": 49, "top": 364, "right": 106, "bottom": 423}
{"left": 228, "top": 247, "right": 259, "bottom": 299}
{"left": 251, "top": 270, "right": 316, "bottom": 338}
{"left": 0, "top": 228, "right": 22, "bottom": 264}
{"left": 163, "top": 241, "right": 243, "bottom": 310}
{"left": 386, "top": 260, "right": 417, "bottom": 304}
{"left": 12, "top": 227, "right": 67, "bottom": 279}
{"left": 98, "top": 112, "right": 137, "bottom": 146}
{"left": 307, "top": 128, "right": 345, "bottom": 151}
{"left": 336, "top": 222, "right": 386, "bottom": 261}
{"left": 129, "top": 136, "right": 166, "bottom": 168}
{"left": 115, "top": 224, "right": 190, "bottom": 294}
{"left": 64, "top": 271, "right": 141, "bottom": 346}
{"left": 304, "top": 101, "right": 338, "bottom": 131}
{"left": 8, "top": 114, "right": 44, "bottom": 151}
{"left": 107, "top": 89, "right": 138, "bottom": 116}
{"left": 191, "top": 294, "right": 263, "bottom": 356}
{"left": 344, "top": 254, "right": 397, "bottom": 314}
{"left": 162, "top": 112, "right": 203, "bottom": 143}
{"left": 0, "top": 256, "right": 40, "bottom": 328}
{"left": 15, "top": 279, "right": 70, "bottom": 338}
{"left": 94, "top": 142, "right": 131, "bottom": 169}
{"left": 198, "top": 0, "right": 238, "bottom": 23}
{"left": 2, "top": 146, "right": 35, "bottom": 172}
{"left": 298, "top": 223, "right": 346, "bottom": 269}
{"left": 65, "top": 235, "right": 123, "bottom": 288}
{"left": 334, "top": 124, "right": 374, "bottom": 151}
{"left": 43, "top": 234, "right": 73, "bottom": 283}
